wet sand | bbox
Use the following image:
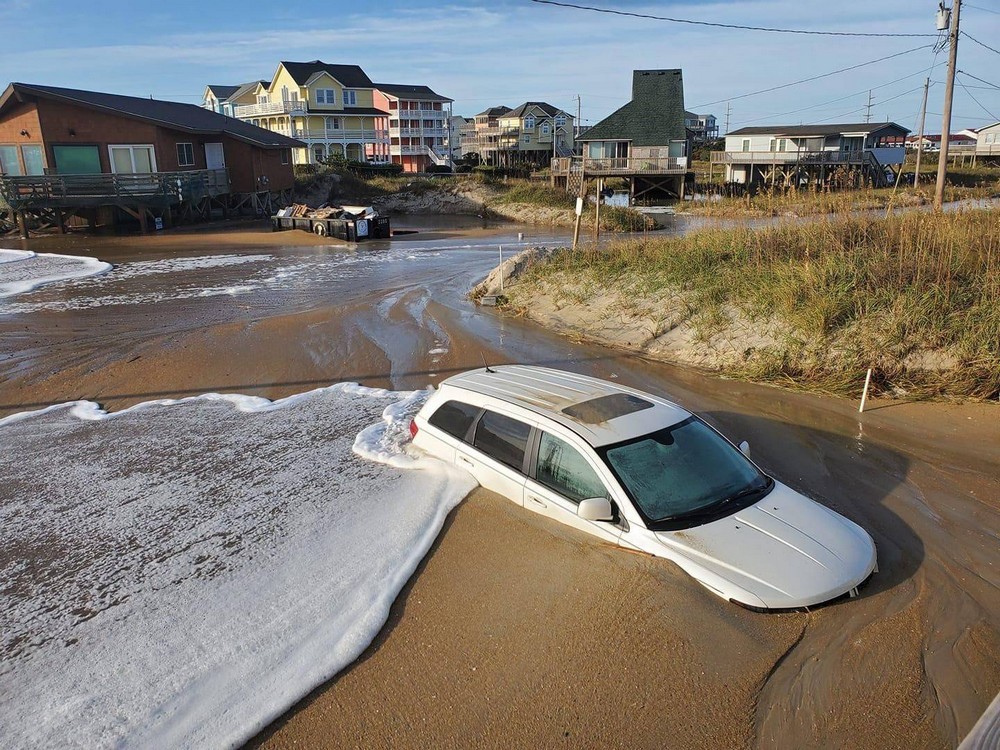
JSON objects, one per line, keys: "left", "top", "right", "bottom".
{"left": 2, "top": 225, "right": 998, "bottom": 748}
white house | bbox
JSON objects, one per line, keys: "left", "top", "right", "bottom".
{"left": 715, "top": 122, "right": 909, "bottom": 188}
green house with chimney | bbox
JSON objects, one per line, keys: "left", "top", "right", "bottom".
{"left": 551, "top": 69, "right": 690, "bottom": 201}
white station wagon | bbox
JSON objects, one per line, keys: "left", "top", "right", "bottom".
{"left": 410, "top": 365, "right": 877, "bottom": 611}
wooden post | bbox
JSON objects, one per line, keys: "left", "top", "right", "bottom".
{"left": 594, "top": 177, "right": 602, "bottom": 241}
{"left": 16, "top": 210, "right": 28, "bottom": 239}
{"left": 137, "top": 205, "right": 148, "bottom": 234}
{"left": 55, "top": 208, "right": 65, "bottom": 234}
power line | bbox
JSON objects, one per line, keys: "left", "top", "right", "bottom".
{"left": 691, "top": 45, "right": 933, "bottom": 109}
{"left": 957, "top": 74, "right": 1000, "bottom": 121}
{"left": 528, "top": 0, "right": 936, "bottom": 37}
{"left": 957, "top": 70, "right": 1000, "bottom": 89}
{"left": 729, "top": 64, "right": 942, "bottom": 127}
{"left": 964, "top": 3, "right": 1000, "bottom": 15}
{"left": 961, "top": 31, "right": 1000, "bottom": 57}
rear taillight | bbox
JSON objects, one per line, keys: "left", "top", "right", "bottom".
{"left": 409, "top": 419, "right": 419, "bottom": 438}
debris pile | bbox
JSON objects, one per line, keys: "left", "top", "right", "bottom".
{"left": 275, "top": 203, "right": 380, "bottom": 221}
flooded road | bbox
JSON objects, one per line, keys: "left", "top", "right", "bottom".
{"left": 1, "top": 221, "right": 998, "bottom": 748}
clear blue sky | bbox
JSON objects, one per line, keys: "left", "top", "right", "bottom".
{"left": 2, "top": 0, "right": 998, "bottom": 133}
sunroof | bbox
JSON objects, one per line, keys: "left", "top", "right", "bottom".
{"left": 562, "top": 393, "right": 654, "bottom": 424}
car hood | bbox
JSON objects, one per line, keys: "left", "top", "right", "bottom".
{"left": 655, "top": 481, "right": 876, "bottom": 609}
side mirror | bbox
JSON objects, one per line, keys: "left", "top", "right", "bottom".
{"left": 578, "top": 497, "right": 614, "bottom": 522}
{"left": 738, "top": 440, "right": 750, "bottom": 456}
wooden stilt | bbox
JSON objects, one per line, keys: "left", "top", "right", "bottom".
{"left": 17, "top": 210, "right": 28, "bottom": 239}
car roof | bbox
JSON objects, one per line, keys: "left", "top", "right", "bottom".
{"left": 438, "top": 365, "right": 691, "bottom": 447}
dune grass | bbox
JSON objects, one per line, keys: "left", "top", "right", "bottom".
{"left": 523, "top": 209, "right": 1000, "bottom": 399}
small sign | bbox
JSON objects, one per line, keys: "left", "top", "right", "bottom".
{"left": 575, "top": 197, "right": 584, "bottom": 216}
{"left": 154, "top": 217, "right": 164, "bottom": 231}
{"left": 356, "top": 219, "right": 369, "bottom": 237}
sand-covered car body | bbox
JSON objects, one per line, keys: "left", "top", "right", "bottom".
{"left": 410, "top": 365, "right": 877, "bottom": 611}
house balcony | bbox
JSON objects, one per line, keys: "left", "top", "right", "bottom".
{"left": 551, "top": 156, "right": 688, "bottom": 176}
{"left": 394, "top": 127, "right": 447, "bottom": 138}
{"left": 0, "top": 169, "right": 230, "bottom": 210}
{"left": 711, "top": 147, "right": 906, "bottom": 167}
{"left": 293, "top": 128, "right": 390, "bottom": 143}
{"left": 233, "top": 100, "right": 307, "bottom": 118}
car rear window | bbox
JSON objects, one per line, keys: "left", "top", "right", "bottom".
{"left": 473, "top": 410, "right": 531, "bottom": 471}
{"left": 428, "top": 400, "right": 480, "bottom": 441}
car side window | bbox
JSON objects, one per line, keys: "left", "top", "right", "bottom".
{"left": 536, "top": 432, "right": 609, "bottom": 503}
{"left": 473, "top": 410, "right": 531, "bottom": 471}
{"left": 428, "top": 400, "right": 480, "bottom": 441}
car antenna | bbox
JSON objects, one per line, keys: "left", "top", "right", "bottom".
{"left": 481, "top": 352, "right": 496, "bottom": 374}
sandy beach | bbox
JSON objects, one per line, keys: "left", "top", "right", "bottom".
{"left": 1, "top": 223, "right": 998, "bottom": 748}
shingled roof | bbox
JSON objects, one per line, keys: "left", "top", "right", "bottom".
{"left": 475, "top": 105, "right": 512, "bottom": 118}
{"left": 2, "top": 83, "right": 303, "bottom": 149}
{"left": 279, "top": 61, "right": 374, "bottom": 88}
{"left": 375, "top": 83, "right": 451, "bottom": 102}
{"left": 580, "top": 69, "right": 686, "bottom": 146}
{"left": 502, "top": 102, "right": 566, "bottom": 119}
{"left": 727, "top": 122, "right": 909, "bottom": 137}
{"left": 206, "top": 84, "right": 240, "bottom": 100}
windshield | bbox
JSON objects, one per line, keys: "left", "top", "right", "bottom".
{"left": 598, "top": 416, "right": 771, "bottom": 528}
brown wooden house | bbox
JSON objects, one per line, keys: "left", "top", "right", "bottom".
{"left": 0, "top": 83, "right": 304, "bottom": 234}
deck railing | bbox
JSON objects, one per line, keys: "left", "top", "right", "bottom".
{"left": 711, "top": 148, "right": 906, "bottom": 166}
{"left": 551, "top": 156, "right": 687, "bottom": 175}
{"left": 292, "top": 128, "right": 389, "bottom": 142}
{"left": 233, "top": 100, "right": 307, "bottom": 118}
{"left": 0, "top": 169, "right": 230, "bottom": 209}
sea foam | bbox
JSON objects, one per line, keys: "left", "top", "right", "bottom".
{"left": 0, "top": 248, "right": 111, "bottom": 297}
{"left": 0, "top": 383, "right": 474, "bottom": 749}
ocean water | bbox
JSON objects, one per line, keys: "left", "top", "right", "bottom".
{"left": 0, "top": 384, "right": 475, "bottom": 748}
{"left": 0, "top": 248, "right": 111, "bottom": 297}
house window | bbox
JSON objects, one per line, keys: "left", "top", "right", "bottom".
{"left": 21, "top": 144, "right": 44, "bottom": 175}
{"left": 769, "top": 139, "right": 786, "bottom": 152}
{"left": 316, "top": 89, "right": 336, "bottom": 105}
{"left": 281, "top": 149, "right": 289, "bottom": 165}
{"left": 389, "top": 119, "right": 399, "bottom": 128}
{"left": 176, "top": 142, "right": 195, "bottom": 167}
{"left": 541, "top": 123, "right": 551, "bottom": 135}
{"left": 343, "top": 90, "right": 357, "bottom": 106}
{"left": 741, "top": 139, "right": 750, "bottom": 152}
{"left": 257, "top": 95, "right": 268, "bottom": 104}
{"left": 52, "top": 145, "right": 102, "bottom": 174}
{"left": 524, "top": 115, "right": 535, "bottom": 130}
{"left": 555, "top": 115, "right": 566, "bottom": 127}
{"left": 0, "top": 145, "right": 22, "bottom": 175}
{"left": 523, "top": 135, "right": 531, "bottom": 144}
{"left": 109, "top": 144, "right": 156, "bottom": 173}
{"left": 325, "top": 116, "right": 341, "bottom": 131}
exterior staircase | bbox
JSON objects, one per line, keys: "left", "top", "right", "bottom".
{"left": 862, "top": 150, "right": 892, "bottom": 187}
{"left": 425, "top": 146, "right": 452, "bottom": 168}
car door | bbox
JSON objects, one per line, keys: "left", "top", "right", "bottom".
{"left": 523, "top": 430, "right": 623, "bottom": 546}
{"left": 456, "top": 408, "right": 531, "bottom": 506}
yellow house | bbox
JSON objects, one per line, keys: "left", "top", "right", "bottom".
{"left": 214, "top": 61, "right": 390, "bottom": 165}
{"left": 490, "top": 102, "right": 574, "bottom": 167}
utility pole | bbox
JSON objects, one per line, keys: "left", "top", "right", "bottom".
{"left": 864, "top": 90, "right": 874, "bottom": 123}
{"left": 914, "top": 77, "right": 930, "bottom": 188}
{"left": 576, "top": 94, "right": 581, "bottom": 140}
{"left": 935, "top": 0, "right": 961, "bottom": 210}
{"left": 724, "top": 102, "right": 731, "bottom": 135}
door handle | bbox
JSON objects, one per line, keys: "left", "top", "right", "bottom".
{"left": 457, "top": 455, "right": 474, "bottom": 467}
{"left": 527, "top": 495, "right": 547, "bottom": 508}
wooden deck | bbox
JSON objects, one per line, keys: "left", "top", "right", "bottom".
{"left": 552, "top": 156, "right": 688, "bottom": 176}
{"left": 0, "top": 169, "right": 229, "bottom": 211}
